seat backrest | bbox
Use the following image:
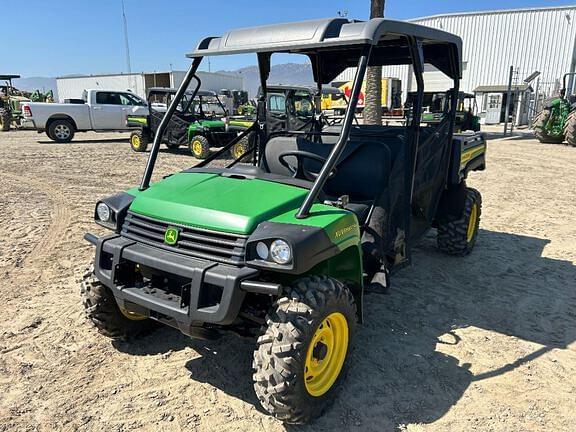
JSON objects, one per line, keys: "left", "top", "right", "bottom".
{"left": 264, "top": 136, "right": 393, "bottom": 201}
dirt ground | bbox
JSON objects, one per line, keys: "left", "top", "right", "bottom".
{"left": 0, "top": 129, "right": 575, "bottom": 432}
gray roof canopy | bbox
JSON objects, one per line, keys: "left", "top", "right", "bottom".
{"left": 187, "top": 18, "right": 462, "bottom": 81}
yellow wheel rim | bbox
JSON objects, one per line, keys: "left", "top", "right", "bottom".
{"left": 131, "top": 135, "right": 141, "bottom": 149}
{"left": 120, "top": 307, "right": 147, "bottom": 321}
{"left": 192, "top": 139, "right": 203, "bottom": 156}
{"left": 232, "top": 144, "right": 244, "bottom": 159}
{"left": 304, "top": 312, "right": 349, "bottom": 397}
{"left": 466, "top": 203, "right": 478, "bottom": 243}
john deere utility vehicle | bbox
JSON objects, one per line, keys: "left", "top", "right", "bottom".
{"left": 407, "top": 91, "right": 480, "bottom": 132}
{"left": 534, "top": 72, "right": 576, "bottom": 145}
{"left": 128, "top": 86, "right": 239, "bottom": 158}
{"left": 0, "top": 74, "right": 31, "bottom": 131}
{"left": 83, "top": 18, "right": 486, "bottom": 424}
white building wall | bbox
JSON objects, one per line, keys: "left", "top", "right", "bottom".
{"left": 56, "top": 74, "right": 145, "bottom": 101}
{"left": 171, "top": 71, "right": 244, "bottom": 92}
{"left": 56, "top": 71, "right": 244, "bottom": 102}
{"left": 336, "top": 6, "right": 576, "bottom": 101}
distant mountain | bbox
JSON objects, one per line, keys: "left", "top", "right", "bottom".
{"left": 219, "top": 63, "right": 315, "bottom": 97}
{"left": 12, "top": 77, "right": 58, "bottom": 98}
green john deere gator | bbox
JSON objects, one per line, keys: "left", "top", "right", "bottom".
{"left": 534, "top": 72, "right": 576, "bottom": 146}
{"left": 408, "top": 91, "right": 480, "bottom": 133}
{"left": 83, "top": 18, "right": 486, "bottom": 423}
{"left": 128, "top": 87, "right": 241, "bottom": 159}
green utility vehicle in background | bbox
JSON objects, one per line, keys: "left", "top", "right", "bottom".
{"left": 83, "top": 18, "right": 486, "bottom": 423}
{"left": 534, "top": 72, "right": 576, "bottom": 145}
{"left": 219, "top": 88, "right": 255, "bottom": 116}
{"left": 407, "top": 91, "right": 480, "bottom": 132}
{"left": 0, "top": 74, "right": 31, "bottom": 131}
{"left": 128, "top": 86, "right": 240, "bottom": 159}
{"left": 263, "top": 85, "right": 317, "bottom": 133}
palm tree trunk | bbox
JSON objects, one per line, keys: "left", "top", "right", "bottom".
{"left": 364, "top": 0, "right": 385, "bottom": 125}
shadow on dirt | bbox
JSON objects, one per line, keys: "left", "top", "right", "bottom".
{"left": 37, "top": 138, "right": 128, "bottom": 144}
{"left": 113, "top": 228, "right": 576, "bottom": 430}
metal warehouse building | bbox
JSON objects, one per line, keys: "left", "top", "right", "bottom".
{"left": 337, "top": 5, "right": 576, "bottom": 124}
{"left": 56, "top": 70, "right": 243, "bottom": 102}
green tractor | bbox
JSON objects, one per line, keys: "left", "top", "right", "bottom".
{"left": 533, "top": 72, "right": 576, "bottom": 145}
{"left": 82, "top": 18, "right": 485, "bottom": 423}
{"left": 29, "top": 89, "right": 54, "bottom": 102}
{"left": 0, "top": 74, "right": 31, "bottom": 131}
{"left": 128, "top": 86, "right": 242, "bottom": 159}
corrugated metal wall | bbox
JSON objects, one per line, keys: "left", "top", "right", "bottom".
{"left": 171, "top": 71, "right": 244, "bottom": 93}
{"left": 337, "top": 6, "right": 576, "bottom": 101}
{"left": 56, "top": 74, "right": 145, "bottom": 101}
{"left": 57, "top": 71, "right": 244, "bottom": 102}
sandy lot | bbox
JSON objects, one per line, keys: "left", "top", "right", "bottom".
{"left": 0, "top": 129, "right": 575, "bottom": 432}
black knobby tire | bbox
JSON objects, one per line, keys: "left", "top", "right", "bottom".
{"left": 437, "top": 187, "right": 482, "bottom": 256}
{"left": 81, "top": 266, "right": 157, "bottom": 340}
{"left": 0, "top": 107, "right": 11, "bottom": 131}
{"left": 189, "top": 134, "right": 211, "bottom": 159}
{"left": 533, "top": 108, "right": 564, "bottom": 144}
{"left": 130, "top": 129, "right": 149, "bottom": 152}
{"left": 253, "top": 276, "right": 357, "bottom": 424}
{"left": 48, "top": 119, "right": 75, "bottom": 143}
{"left": 563, "top": 110, "right": 576, "bottom": 147}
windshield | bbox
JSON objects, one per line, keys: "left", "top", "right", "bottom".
{"left": 196, "top": 96, "right": 226, "bottom": 117}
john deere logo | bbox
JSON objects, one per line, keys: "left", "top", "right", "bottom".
{"left": 164, "top": 227, "right": 179, "bottom": 245}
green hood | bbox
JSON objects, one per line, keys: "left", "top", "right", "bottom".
{"left": 188, "top": 119, "right": 226, "bottom": 132}
{"left": 128, "top": 172, "right": 309, "bottom": 234}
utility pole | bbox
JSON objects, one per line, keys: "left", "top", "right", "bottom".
{"left": 503, "top": 65, "right": 513, "bottom": 137}
{"left": 121, "top": 0, "right": 132, "bottom": 75}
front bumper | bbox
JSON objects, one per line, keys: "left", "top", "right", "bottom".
{"left": 90, "top": 234, "right": 267, "bottom": 335}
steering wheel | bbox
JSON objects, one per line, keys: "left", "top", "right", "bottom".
{"left": 278, "top": 150, "right": 336, "bottom": 181}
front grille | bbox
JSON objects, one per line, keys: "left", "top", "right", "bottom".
{"left": 121, "top": 212, "right": 248, "bottom": 266}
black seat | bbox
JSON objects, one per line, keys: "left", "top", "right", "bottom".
{"left": 263, "top": 136, "right": 393, "bottom": 223}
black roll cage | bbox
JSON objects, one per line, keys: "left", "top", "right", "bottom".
{"left": 139, "top": 21, "right": 461, "bottom": 234}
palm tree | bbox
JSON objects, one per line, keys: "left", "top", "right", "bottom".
{"left": 364, "top": 0, "right": 385, "bottom": 125}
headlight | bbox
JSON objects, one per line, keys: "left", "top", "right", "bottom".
{"left": 96, "top": 202, "right": 111, "bottom": 222}
{"left": 256, "top": 241, "right": 269, "bottom": 260}
{"left": 270, "top": 239, "right": 291, "bottom": 264}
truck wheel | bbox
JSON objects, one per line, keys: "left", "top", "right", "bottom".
{"left": 130, "top": 130, "right": 149, "bottom": 152}
{"left": 48, "top": 119, "right": 75, "bottom": 143}
{"left": 253, "top": 276, "right": 357, "bottom": 424}
{"left": 81, "top": 266, "right": 157, "bottom": 340}
{"left": 189, "top": 135, "right": 210, "bottom": 159}
{"left": 563, "top": 110, "right": 576, "bottom": 147}
{"left": 533, "top": 108, "right": 564, "bottom": 144}
{"left": 437, "top": 187, "right": 482, "bottom": 256}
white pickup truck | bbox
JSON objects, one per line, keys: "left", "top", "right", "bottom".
{"left": 21, "top": 89, "right": 148, "bottom": 142}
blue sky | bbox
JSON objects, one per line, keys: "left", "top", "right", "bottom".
{"left": 5, "top": 0, "right": 576, "bottom": 77}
